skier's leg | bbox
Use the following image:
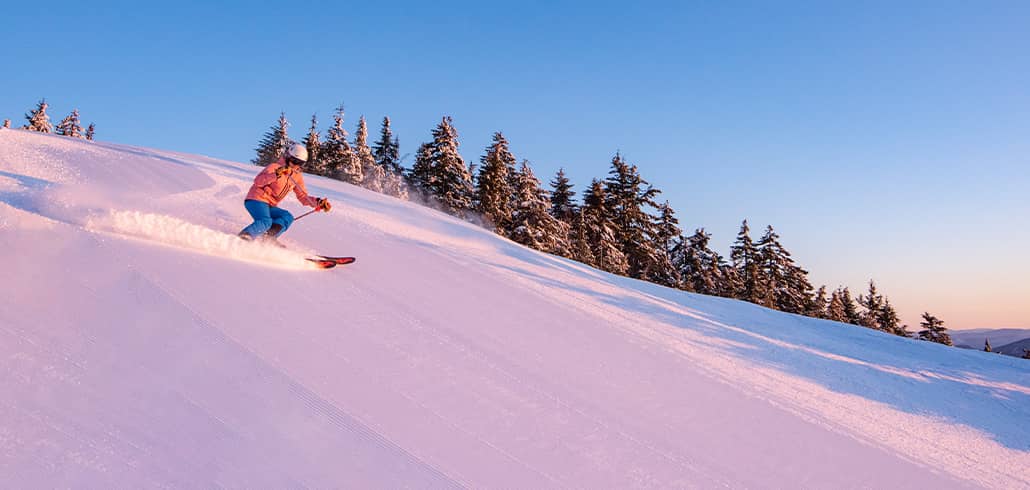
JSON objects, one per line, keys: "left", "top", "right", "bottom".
{"left": 268, "top": 206, "right": 294, "bottom": 236}
{"left": 240, "top": 200, "right": 273, "bottom": 238}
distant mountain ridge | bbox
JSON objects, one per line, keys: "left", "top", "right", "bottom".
{"left": 953, "top": 328, "right": 1030, "bottom": 357}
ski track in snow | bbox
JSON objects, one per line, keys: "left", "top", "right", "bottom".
{"left": 1, "top": 129, "right": 1029, "bottom": 488}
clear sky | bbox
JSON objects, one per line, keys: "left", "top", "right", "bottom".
{"left": 4, "top": 1, "right": 1028, "bottom": 330}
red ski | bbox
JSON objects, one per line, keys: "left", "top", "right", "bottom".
{"left": 306, "top": 256, "right": 356, "bottom": 269}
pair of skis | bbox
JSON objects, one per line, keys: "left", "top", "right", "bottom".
{"left": 306, "top": 255, "right": 356, "bottom": 269}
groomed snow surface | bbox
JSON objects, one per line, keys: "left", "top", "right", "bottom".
{"left": 1, "top": 129, "right": 1027, "bottom": 488}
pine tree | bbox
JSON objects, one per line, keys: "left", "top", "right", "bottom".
{"left": 475, "top": 132, "right": 517, "bottom": 233}
{"left": 252, "top": 112, "right": 291, "bottom": 166}
{"left": 23, "top": 99, "right": 53, "bottom": 133}
{"left": 757, "top": 225, "right": 814, "bottom": 314}
{"left": 56, "top": 109, "right": 84, "bottom": 138}
{"left": 323, "top": 105, "right": 360, "bottom": 183}
{"left": 85, "top": 123, "right": 95, "bottom": 141}
{"left": 407, "top": 142, "right": 435, "bottom": 198}
{"left": 730, "top": 220, "right": 763, "bottom": 303}
{"left": 647, "top": 201, "right": 681, "bottom": 287}
{"left": 509, "top": 161, "right": 570, "bottom": 256}
{"left": 857, "top": 280, "right": 885, "bottom": 330}
{"left": 917, "top": 312, "right": 953, "bottom": 346}
{"left": 826, "top": 289, "right": 847, "bottom": 322}
{"left": 355, "top": 116, "right": 386, "bottom": 193}
{"left": 878, "top": 299, "right": 908, "bottom": 337}
{"left": 426, "top": 116, "right": 474, "bottom": 216}
{"left": 603, "top": 153, "right": 664, "bottom": 281}
{"left": 373, "top": 116, "right": 402, "bottom": 174}
{"left": 839, "top": 287, "right": 861, "bottom": 325}
{"left": 568, "top": 211, "right": 597, "bottom": 267}
{"left": 984, "top": 338, "right": 992, "bottom": 353}
{"left": 808, "top": 286, "right": 829, "bottom": 318}
{"left": 549, "top": 168, "right": 578, "bottom": 223}
{"left": 2, "top": 119, "right": 10, "bottom": 129}
{"left": 303, "top": 114, "right": 323, "bottom": 175}
{"left": 673, "top": 228, "right": 724, "bottom": 295}
{"left": 582, "top": 179, "right": 628, "bottom": 275}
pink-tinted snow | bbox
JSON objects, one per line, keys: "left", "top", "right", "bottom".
{"left": 1, "top": 129, "right": 1027, "bottom": 488}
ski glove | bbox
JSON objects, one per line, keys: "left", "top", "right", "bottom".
{"left": 316, "top": 197, "right": 332, "bottom": 213}
{"left": 275, "top": 165, "right": 295, "bottom": 178}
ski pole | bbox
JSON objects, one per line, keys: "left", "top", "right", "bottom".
{"left": 294, "top": 209, "right": 319, "bottom": 221}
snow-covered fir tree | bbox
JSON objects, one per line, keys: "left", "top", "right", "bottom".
{"left": 917, "top": 312, "right": 953, "bottom": 346}
{"left": 56, "top": 109, "right": 84, "bottom": 138}
{"left": 475, "top": 132, "right": 517, "bottom": 233}
{"left": 839, "top": 287, "right": 862, "bottom": 325}
{"left": 730, "top": 220, "right": 764, "bottom": 304}
{"left": 85, "top": 123, "right": 95, "bottom": 141}
{"left": 252, "top": 112, "right": 291, "bottom": 166}
{"left": 582, "top": 179, "right": 628, "bottom": 275}
{"left": 826, "top": 289, "right": 847, "bottom": 322}
{"left": 549, "top": 168, "right": 578, "bottom": 224}
{"left": 2, "top": 119, "right": 10, "bottom": 129}
{"left": 757, "top": 225, "right": 814, "bottom": 314}
{"left": 322, "top": 105, "right": 360, "bottom": 183}
{"left": 808, "top": 286, "right": 829, "bottom": 319}
{"left": 568, "top": 211, "right": 597, "bottom": 267}
{"left": 603, "top": 153, "right": 665, "bottom": 281}
{"left": 857, "top": 280, "right": 885, "bottom": 330}
{"left": 407, "top": 142, "right": 435, "bottom": 198}
{"left": 355, "top": 116, "right": 386, "bottom": 193}
{"left": 878, "top": 299, "right": 909, "bottom": 337}
{"left": 24, "top": 99, "right": 53, "bottom": 133}
{"left": 672, "top": 228, "right": 725, "bottom": 295}
{"left": 426, "top": 116, "right": 474, "bottom": 217}
{"left": 372, "top": 116, "right": 402, "bottom": 174}
{"left": 303, "top": 114, "right": 323, "bottom": 175}
{"left": 646, "top": 201, "right": 681, "bottom": 288}
{"left": 984, "top": 338, "right": 992, "bottom": 353}
{"left": 508, "top": 161, "right": 570, "bottom": 257}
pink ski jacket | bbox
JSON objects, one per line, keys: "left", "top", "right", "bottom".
{"left": 245, "top": 157, "right": 319, "bottom": 208}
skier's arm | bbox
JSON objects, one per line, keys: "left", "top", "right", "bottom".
{"left": 290, "top": 173, "right": 319, "bottom": 208}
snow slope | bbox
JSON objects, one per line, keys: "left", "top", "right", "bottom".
{"left": 1, "top": 129, "right": 1028, "bottom": 488}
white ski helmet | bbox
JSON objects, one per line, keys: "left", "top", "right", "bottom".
{"left": 285, "top": 143, "right": 308, "bottom": 164}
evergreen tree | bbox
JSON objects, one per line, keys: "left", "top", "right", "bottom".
{"left": 673, "top": 228, "right": 724, "bottom": 295}
{"left": 1022, "top": 349, "right": 1030, "bottom": 360}
{"left": 3, "top": 119, "right": 10, "bottom": 129}
{"left": 549, "top": 168, "right": 578, "bottom": 223}
{"left": 878, "top": 299, "right": 908, "bottom": 337}
{"left": 603, "top": 153, "right": 664, "bottom": 280}
{"left": 582, "top": 179, "right": 628, "bottom": 275}
{"left": 508, "top": 161, "right": 570, "bottom": 256}
{"left": 757, "top": 225, "right": 814, "bottom": 314}
{"left": 322, "top": 105, "right": 360, "bottom": 183}
{"left": 85, "top": 123, "right": 95, "bottom": 141}
{"left": 407, "top": 142, "right": 435, "bottom": 197}
{"left": 826, "top": 289, "right": 847, "bottom": 322}
{"left": 355, "top": 116, "right": 386, "bottom": 193}
{"left": 839, "top": 287, "right": 862, "bottom": 325}
{"left": 252, "top": 112, "right": 291, "bottom": 166}
{"left": 372, "top": 116, "right": 402, "bottom": 174}
{"left": 23, "top": 99, "right": 53, "bottom": 133}
{"left": 303, "top": 114, "right": 323, "bottom": 175}
{"left": 568, "top": 211, "right": 597, "bottom": 267}
{"left": 730, "top": 220, "right": 763, "bottom": 303}
{"left": 475, "top": 132, "right": 517, "bottom": 233}
{"left": 426, "top": 116, "right": 474, "bottom": 216}
{"left": 917, "top": 312, "right": 953, "bottom": 346}
{"left": 857, "top": 280, "right": 885, "bottom": 329}
{"left": 55, "top": 109, "right": 84, "bottom": 138}
{"left": 647, "top": 201, "right": 682, "bottom": 288}
{"left": 808, "top": 286, "right": 829, "bottom": 318}
{"left": 984, "top": 338, "right": 992, "bottom": 353}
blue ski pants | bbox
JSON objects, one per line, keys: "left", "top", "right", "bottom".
{"left": 241, "top": 199, "right": 294, "bottom": 238}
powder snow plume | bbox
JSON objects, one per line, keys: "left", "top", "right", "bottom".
{"left": 86, "top": 210, "right": 312, "bottom": 270}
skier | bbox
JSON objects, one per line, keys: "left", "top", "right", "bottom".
{"left": 238, "top": 143, "right": 331, "bottom": 245}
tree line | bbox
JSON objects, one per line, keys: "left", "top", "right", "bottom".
{"left": 255, "top": 110, "right": 970, "bottom": 349}
{"left": 7, "top": 99, "right": 96, "bottom": 140}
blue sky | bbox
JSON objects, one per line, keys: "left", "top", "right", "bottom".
{"left": 4, "top": 1, "right": 1029, "bottom": 329}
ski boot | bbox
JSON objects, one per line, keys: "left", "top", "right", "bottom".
{"left": 260, "top": 224, "right": 287, "bottom": 248}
